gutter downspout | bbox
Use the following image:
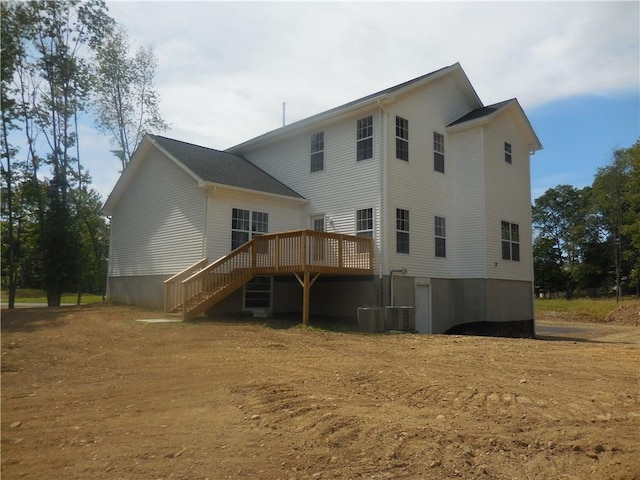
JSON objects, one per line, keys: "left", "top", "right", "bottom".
{"left": 390, "top": 268, "right": 407, "bottom": 307}
{"left": 377, "top": 98, "right": 391, "bottom": 282}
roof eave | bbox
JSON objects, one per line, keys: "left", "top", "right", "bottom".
{"left": 228, "top": 92, "right": 390, "bottom": 153}
{"left": 229, "top": 63, "right": 480, "bottom": 153}
{"left": 201, "top": 181, "right": 308, "bottom": 204}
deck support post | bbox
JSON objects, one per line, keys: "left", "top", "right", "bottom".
{"left": 295, "top": 271, "right": 320, "bottom": 326}
{"left": 302, "top": 271, "right": 310, "bottom": 325}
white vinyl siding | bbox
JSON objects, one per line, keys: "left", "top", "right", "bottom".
{"left": 449, "top": 128, "right": 487, "bottom": 278}
{"left": 383, "top": 76, "right": 477, "bottom": 277}
{"left": 205, "top": 188, "right": 305, "bottom": 263}
{"left": 483, "top": 112, "right": 533, "bottom": 281}
{"left": 238, "top": 109, "right": 382, "bottom": 272}
{"left": 108, "top": 150, "right": 205, "bottom": 276}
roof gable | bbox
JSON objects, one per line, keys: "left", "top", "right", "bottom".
{"left": 103, "top": 135, "right": 304, "bottom": 215}
{"left": 447, "top": 99, "right": 542, "bottom": 152}
{"left": 149, "top": 135, "right": 304, "bottom": 197}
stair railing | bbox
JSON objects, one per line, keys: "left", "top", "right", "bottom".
{"left": 164, "top": 257, "right": 209, "bottom": 314}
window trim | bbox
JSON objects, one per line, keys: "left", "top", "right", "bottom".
{"left": 434, "top": 215, "right": 446, "bottom": 258}
{"left": 356, "top": 115, "right": 373, "bottom": 161}
{"left": 434, "top": 132, "right": 445, "bottom": 173}
{"left": 243, "top": 276, "right": 272, "bottom": 310}
{"left": 356, "top": 208, "right": 374, "bottom": 238}
{"left": 396, "top": 208, "right": 410, "bottom": 254}
{"left": 310, "top": 131, "right": 324, "bottom": 172}
{"left": 395, "top": 116, "right": 409, "bottom": 161}
{"left": 231, "top": 208, "right": 268, "bottom": 250}
{"left": 231, "top": 208, "right": 250, "bottom": 250}
{"left": 504, "top": 142, "right": 512, "bottom": 164}
{"left": 501, "top": 220, "right": 520, "bottom": 261}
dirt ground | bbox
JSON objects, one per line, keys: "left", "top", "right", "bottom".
{"left": 2, "top": 303, "right": 639, "bottom": 480}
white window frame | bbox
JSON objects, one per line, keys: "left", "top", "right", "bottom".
{"left": 310, "top": 131, "right": 324, "bottom": 172}
{"left": 434, "top": 216, "right": 446, "bottom": 258}
{"left": 504, "top": 142, "right": 512, "bottom": 164}
{"left": 396, "top": 208, "right": 410, "bottom": 254}
{"left": 231, "top": 208, "right": 268, "bottom": 250}
{"left": 356, "top": 116, "right": 373, "bottom": 161}
{"left": 434, "top": 132, "right": 445, "bottom": 173}
{"left": 395, "top": 116, "right": 409, "bottom": 161}
{"left": 243, "top": 276, "right": 272, "bottom": 310}
{"left": 501, "top": 220, "right": 520, "bottom": 261}
{"left": 356, "top": 208, "right": 374, "bottom": 238}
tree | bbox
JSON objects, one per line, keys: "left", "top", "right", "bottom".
{"left": 533, "top": 236, "right": 566, "bottom": 296}
{"left": 532, "top": 185, "right": 589, "bottom": 293}
{"left": 621, "top": 140, "right": 640, "bottom": 294}
{"left": 16, "top": 0, "right": 114, "bottom": 306}
{"left": 591, "top": 148, "right": 634, "bottom": 302}
{"left": 93, "top": 26, "right": 168, "bottom": 171}
{"left": 1, "top": 1, "right": 24, "bottom": 308}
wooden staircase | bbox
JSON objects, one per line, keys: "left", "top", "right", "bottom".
{"left": 164, "top": 230, "right": 373, "bottom": 321}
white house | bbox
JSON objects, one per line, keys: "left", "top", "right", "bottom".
{"left": 102, "top": 62, "right": 542, "bottom": 336}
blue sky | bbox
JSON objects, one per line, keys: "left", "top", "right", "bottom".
{"left": 528, "top": 89, "right": 639, "bottom": 199}
{"left": 13, "top": 1, "right": 640, "bottom": 204}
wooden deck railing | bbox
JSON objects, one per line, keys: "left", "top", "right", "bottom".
{"left": 164, "top": 230, "right": 373, "bottom": 320}
{"left": 163, "top": 257, "right": 209, "bottom": 314}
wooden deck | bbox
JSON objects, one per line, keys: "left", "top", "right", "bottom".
{"left": 164, "top": 230, "right": 373, "bottom": 321}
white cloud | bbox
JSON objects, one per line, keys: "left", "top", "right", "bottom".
{"left": 76, "top": 0, "right": 638, "bottom": 200}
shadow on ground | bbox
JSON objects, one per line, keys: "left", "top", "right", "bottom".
{"left": 194, "top": 313, "right": 360, "bottom": 333}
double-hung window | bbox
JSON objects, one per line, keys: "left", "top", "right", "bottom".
{"left": 310, "top": 131, "right": 324, "bottom": 172}
{"left": 231, "top": 208, "right": 250, "bottom": 249}
{"left": 356, "top": 116, "right": 373, "bottom": 161}
{"left": 396, "top": 209, "right": 410, "bottom": 254}
{"left": 395, "top": 116, "right": 409, "bottom": 161}
{"left": 356, "top": 208, "right": 373, "bottom": 238}
{"left": 434, "top": 216, "right": 446, "bottom": 258}
{"left": 434, "top": 132, "right": 445, "bottom": 173}
{"left": 504, "top": 142, "right": 512, "bottom": 164}
{"left": 501, "top": 221, "right": 520, "bottom": 261}
{"left": 231, "top": 208, "right": 268, "bottom": 250}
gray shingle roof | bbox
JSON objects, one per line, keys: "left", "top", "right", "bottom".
{"left": 447, "top": 99, "right": 514, "bottom": 127}
{"left": 149, "top": 135, "right": 304, "bottom": 199}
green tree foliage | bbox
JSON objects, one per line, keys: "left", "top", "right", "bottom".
{"left": 533, "top": 139, "right": 640, "bottom": 298}
{"left": 93, "top": 26, "right": 168, "bottom": 171}
{"left": 1, "top": 0, "right": 115, "bottom": 306}
{"left": 591, "top": 145, "right": 637, "bottom": 300}
{"left": 532, "top": 185, "right": 590, "bottom": 293}
{"left": 532, "top": 236, "right": 567, "bottom": 295}
{"left": 0, "top": 1, "right": 24, "bottom": 308}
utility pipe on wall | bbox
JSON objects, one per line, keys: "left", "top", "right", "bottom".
{"left": 389, "top": 268, "right": 407, "bottom": 307}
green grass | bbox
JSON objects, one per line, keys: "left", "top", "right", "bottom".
{"left": 534, "top": 297, "right": 634, "bottom": 320}
{"left": 1, "top": 288, "right": 104, "bottom": 304}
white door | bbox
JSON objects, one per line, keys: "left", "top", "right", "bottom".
{"left": 415, "top": 284, "right": 432, "bottom": 333}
